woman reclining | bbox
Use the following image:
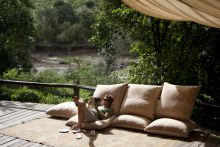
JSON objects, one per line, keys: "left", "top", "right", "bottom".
{"left": 73, "top": 94, "right": 114, "bottom": 131}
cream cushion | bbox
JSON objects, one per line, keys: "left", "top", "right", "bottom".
{"left": 82, "top": 115, "right": 116, "bottom": 129}
{"left": 65, "top": 115, "right": 116, "bottom": 130}
{"left": 111, "top": 115, "right": 152, "bottom": 131}
{"left": 144, "top": 118, "right": 198, "bottom": 138}
{"left": 156, "top": 82, "right": 201, "bottom": 121}
{"left": 65, "top": 115, "right": 78, "bottom": 127}
{"left": 93, "top": 83, "right": 128, "bottom": 115}
{"left": 46, "top": 102, "right": 77, "bottom": 119}
{"left": 120, "top": 84, "right": 162, "bottom": 120}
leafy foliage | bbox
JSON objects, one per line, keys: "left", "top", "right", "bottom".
{"left": 92, "top": 2, "right": 220, "bottom": 101}
{"left": 34, "top": 0, "right": 97, "bottom": 45}
{"left": 0, "top": 0, "right": 34, "bottom": 74}
{"left": 90, "top": 0, "right": 131, "bottom": 72}
{"left": 91, "top": 1, "right": 220, "bottom": 130}
{"left": 65, "top": 60, "right": 119, "bottom": 86}
{"left": 11, "top": 87, "right": 43, "bottom": 103}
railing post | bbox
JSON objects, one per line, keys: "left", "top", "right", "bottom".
{"left": 73, "top": 81, "right": 80, "bottom": 97}
{"left": 73, "top": 86, "right": 80, "bottom": 97}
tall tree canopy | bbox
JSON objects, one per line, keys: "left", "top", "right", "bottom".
{"left": 91, "top": 0, "right": 220, "bottom": 102}
{"left": 34, "top": 0, "right": 98, "bottom": 45}
{"left": 0, "top": 0, "right": 34, "bottom": 74}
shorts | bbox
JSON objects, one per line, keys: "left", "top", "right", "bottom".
{"left": 83, "top": 108, "right": 99, "bottom": 123}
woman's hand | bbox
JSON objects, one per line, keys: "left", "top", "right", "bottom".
{"left": 91, "top": 97, "right": 97, "bottom": 107}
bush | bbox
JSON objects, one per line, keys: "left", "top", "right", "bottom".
{"left": 0, "top": 86, "right": 14, "bottom": 100}
{"left": 11, "top": 87, "right": 44, "bottom": 103}
{"left": 65, "top": 61, "right": 120, "bottom": 86}
{"left": 192, "top": 94, "right": 220, "bottom": 131}
{"left": 32, "top": 69, "right": 66, "bottom": 83}
{"left": 2, "top": 68, "right": 32, "bottom": 81}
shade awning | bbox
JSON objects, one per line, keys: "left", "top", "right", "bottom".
{"left": 122, "top": 0, "right": 220, "bottom": 28}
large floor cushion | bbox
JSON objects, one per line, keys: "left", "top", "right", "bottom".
{"left": 65, "top": 115, "right": 116, "bottom": 130}
{"left": 111, "top": 114, "right": 152, "bottom": 131}
{"left": 65, "top": 115, "right": 78, "bottom": 127}
{"left": 156, "top": 82, "right": 201, "bottom": 121}
{"left": 82, "top": 115, "right": 116, "bottom": 130}
{"left": 46, "top": 102, "right": 77, "bottom": 119}
{"left": 144, "top": 118, "right": 198, "bottom": 138}
{"left": 93, "top": 83, "right": 128, "bottom": 115}
{"left": 120, "top": 84, "right": 162, "bottom": 120}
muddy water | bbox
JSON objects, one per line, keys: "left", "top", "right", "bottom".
{"left": 32, "top": 52, "right": 131, "bottom": 74}
{"left": 32, "top": 53, "right": 101, "bottom": 74}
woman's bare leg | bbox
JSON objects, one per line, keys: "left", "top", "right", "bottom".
{"left": 73, "top": 96, "right": 86, "bottom": 129}
{"left": 77, "top": 101, "right": 86, "bottom": 129}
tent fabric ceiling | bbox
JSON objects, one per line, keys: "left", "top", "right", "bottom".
{"left": 122, "top": 0, "right": 220, "bottom": 28}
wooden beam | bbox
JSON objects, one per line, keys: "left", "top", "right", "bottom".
{"left": 0, "top": 79, "right": 95, "bottom": 91}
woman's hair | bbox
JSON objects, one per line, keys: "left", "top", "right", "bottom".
{"left": 103, "top": 94, "right": 114, "bottom": 104}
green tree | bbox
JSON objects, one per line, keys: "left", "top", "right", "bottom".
{"left": 0, "top": 0, "right": 34, "bottom": 74}
{"left": 34, "top": 0, "right": 97, "bottom": 45}
{"left": 90, "top": 0, "right": 131, "bottom": 72}
{"left": 91, "top": 2, "right": 220, "bottom": 101}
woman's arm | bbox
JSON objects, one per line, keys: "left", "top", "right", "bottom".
{"left": 90, "top": 98, "right": 108, "bottom": 119}
{"left": 93, "top": 102, "right": 108, "bottom": 119}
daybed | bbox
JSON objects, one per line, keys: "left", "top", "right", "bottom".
{"left": 47, "top": 82, "right": 201, "bottom": 138}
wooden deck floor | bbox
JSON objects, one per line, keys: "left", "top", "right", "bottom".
{"left": 0, "top": 100, "right": 219, "bottom": 147}
{"left": 0, "top": 100, "right": 54, "bottom": 147}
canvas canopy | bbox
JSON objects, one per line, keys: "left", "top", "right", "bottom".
{"left": 122, "top": 0, "right": 220, "bottom": 28}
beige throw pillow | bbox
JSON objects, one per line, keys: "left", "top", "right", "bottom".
{"left": 93, "top": 83, "right": 128, "bottom": 115}
{"left": 46, "top": 102, "right": 77, "bottom": 119}
{"left": 156, "top": 82, "right": 201, "bottom": 121}
{"left": 112, "top": 114, "right": 152, "bottom": 131}
{"left": 120, "top": 84, "right": 162, "bottom": 120}
{"left": 144, "top": 118, "right": 198, "bottom": 138}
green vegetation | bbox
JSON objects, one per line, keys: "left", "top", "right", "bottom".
{"left": 0, "top": 0, "right": 34, "bottom": 74}
{"left": 0, "top": 59, "right": 124, "bottom": 104}
{"left": 33, "top": 0, "right": 98, "bottom": 45}
{"left": 90, "top": 0, "right": 220, "bottom": 130}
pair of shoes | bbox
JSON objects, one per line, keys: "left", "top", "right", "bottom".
{"left": 72, "top": 128, "right": 81, "bottom": 133}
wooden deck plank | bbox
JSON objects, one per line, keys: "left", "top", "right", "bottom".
{"left": 0, "top": 111, "right": 46, "bottom": 130}
{"left": 0, "top": 136, "right": 11, "bottom": 141}
{"left": 0, "top": 104, "right": 52, "bottom": 123}
{"left": 0, "top": 109, "right": 45, "bottom": 123}
{"left": 0, "top": 138, "right": 21, "bottom": 147}
{"left": 0, "top": 101, "right": 54, "bottom": 112}
{"left": 2, "top": 111, "right": 45, "bottom": 124}
{"left": 20, "top": 142, "right": 36, "bottom": 147}
{"left": 40, "top": 145, "right": 51, "bottom": 147}
{"left": 190, "top": 128, "right": 211, "bottom": 147}
{"left": 0, "top": 109, "right": 32, "bottom": 121}
{"left": 0, "top": 107, "right": 18, "bottom": 116}
{"left": 0, "top": 136, "right": 15, "bottom": 145}
{"left": 29, "top": 143, "right": 44, "bottom": 147}
{"left": 8, "top": 140, "right": 29, "bottom": 147}
{"left": 0, "top": 100, "right": 53, "bottom": 130}
{"left": 199, "top": 129, "right": 220, "bottom": 147}
{"left": 0, "top": 101, "right": 40, "bottom": 109}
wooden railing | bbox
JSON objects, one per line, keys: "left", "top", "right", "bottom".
{"left": 0, "top": 79, "right": 96, "bottom": 97}
{"left": 0, "top": 79, "right": 219, "bottom": 109}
